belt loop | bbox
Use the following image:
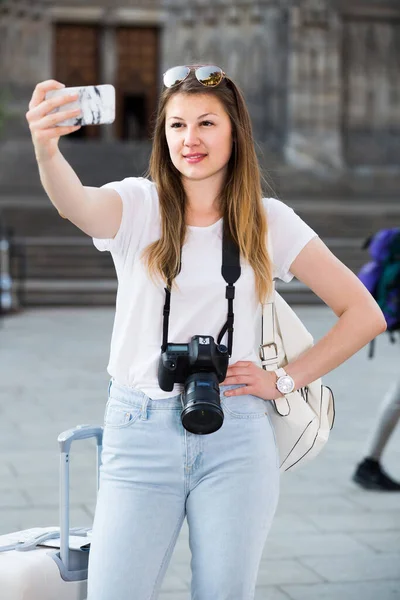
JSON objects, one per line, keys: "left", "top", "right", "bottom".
{"left": 107, "top": 378, "right": 113, "bottom": 398}
{"left": 141, "top": 395, "right": 149, "bottom": 420}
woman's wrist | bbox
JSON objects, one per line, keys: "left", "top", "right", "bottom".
{"left": 263, "top": 369, "right": 283, "bottom": 401}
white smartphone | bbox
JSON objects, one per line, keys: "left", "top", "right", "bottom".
{"left": 45, "top": 84, "right": 115, "bottom": 126}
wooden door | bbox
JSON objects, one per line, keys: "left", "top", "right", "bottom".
{"left": 115, "top": 27, "right": 159, "bottom": 140}
{"left": 53, "top": 24, "right": 101, "bottom": 139}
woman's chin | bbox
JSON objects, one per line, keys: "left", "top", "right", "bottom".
{"left": 180, "top": 165, "right": 224, "bottom": 182}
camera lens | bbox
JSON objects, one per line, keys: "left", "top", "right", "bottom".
{"left": 181, "top": 372, "right": 224, "bottom": 434}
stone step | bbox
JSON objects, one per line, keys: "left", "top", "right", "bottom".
{"left": 12, "top": 236, "right": 367, "bottom": 275}
{"left": 7, "top": 235, "right": 372, "bottom": 307}
{"left": 10, "top": 277, "right": 317, "bottom": 307}
{"left": 1, "top": 139, "right": 400, "bottom": 199}
{"left": 2, "top": 197, "right": 399, "bottom": 242}
{"left": 0, "top": 140, "right": 152, "bottom": 194}
{"left": 12, "top": 236, "right": 114, "bottom": 279}
{"left": 16, "top": 278, "right": 117, "bottom": 306}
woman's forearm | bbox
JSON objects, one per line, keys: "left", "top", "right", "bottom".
{"left": 285, "top": 304, "right": 386, "bottom": 389}
{"left": 38, "top": 149, "right": 91, "bottom": 223}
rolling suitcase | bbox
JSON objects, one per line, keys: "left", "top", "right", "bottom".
{"left": 0, "top": 424, "right": 103, "bottom": 600}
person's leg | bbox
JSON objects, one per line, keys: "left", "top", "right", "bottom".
{"left": 366, "top": 379, "right": 400, "bottom": 460}
{"left": 186, "top": 387, "right": 280, "bottom": 600}
{"left": 87, "top": 384, "right": 186, "bottom": 600}
{"left": 353, "top": 379, "right": 400, "bottom": 491}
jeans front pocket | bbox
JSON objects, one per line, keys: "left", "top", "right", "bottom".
{"left": 104, "top": 397, "right": 142, "bottom": 429}
{"left": 221, "top": 390, "right": 267, "bottom": 420}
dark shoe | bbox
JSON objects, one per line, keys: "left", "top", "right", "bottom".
{"left": 353, "top": 458, "right": 400, "bottom": 491}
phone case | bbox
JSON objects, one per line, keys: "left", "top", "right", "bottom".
{"left": 45, "top": 84, "right": 115, "bottom": 126}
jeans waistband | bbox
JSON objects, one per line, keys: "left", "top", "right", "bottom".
{"left": 108, "top": 378, "right": 240, "bottom": 411}
{"left": 108, "top": 378, "right": 185, "bottom": 410}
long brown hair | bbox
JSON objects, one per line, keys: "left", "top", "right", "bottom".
{"left": 143, "top": 68, "right": 273, "bottom": 303}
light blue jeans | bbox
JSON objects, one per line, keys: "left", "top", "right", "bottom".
{"left": 87, "top": 378, "right": 280, "bottom": 600}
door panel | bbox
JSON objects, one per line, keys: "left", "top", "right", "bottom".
{"left": 53, "top": 24, "right": 101, "bottom": 139}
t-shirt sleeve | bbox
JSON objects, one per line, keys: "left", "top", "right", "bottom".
{"left": 92, "top": 177, "right": 152, "bottom": 256}
{"left": 264, "top": 197, "right": 318, "bottom": 283}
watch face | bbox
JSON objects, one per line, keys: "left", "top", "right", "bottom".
{"left": 277, "top": 375, "right": 294, "bottom": 394}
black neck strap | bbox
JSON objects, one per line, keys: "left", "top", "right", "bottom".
{"left": 161, "top": 222, "right": 241, "bottom": 356}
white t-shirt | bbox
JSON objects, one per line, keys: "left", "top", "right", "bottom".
{"left": 93, "top": 177, "right": 318, "bottom": 399}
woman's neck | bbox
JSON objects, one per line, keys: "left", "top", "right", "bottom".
{"left": 183, "top": 174, "right": 223, "bottom": 218}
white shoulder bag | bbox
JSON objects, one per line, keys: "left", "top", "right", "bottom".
{"left": 260, "top": 282, "right": 335, "bottom": 472}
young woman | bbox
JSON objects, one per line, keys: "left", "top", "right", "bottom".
{"left": 26, "top": 65, "right": 386, "bottom": 600}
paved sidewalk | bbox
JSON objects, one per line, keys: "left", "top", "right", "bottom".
{"left": 0, "top": 307, "right": 399, "bottom": 599}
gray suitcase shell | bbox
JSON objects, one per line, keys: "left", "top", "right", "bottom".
{"left": 0, "top": 425, "right": 103, "bottom": 600}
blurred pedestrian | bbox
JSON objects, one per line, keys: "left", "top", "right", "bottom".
{"left": 353, "top": 228, "right": 400, "bottom": 491}
{"left": 353, "top": 381, "right": 400, "bottom": 490}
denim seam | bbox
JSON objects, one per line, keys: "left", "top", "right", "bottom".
{"left": 104, "top": 409, "right": 141, "bottom": 429}
{"left": 104, "top": 398, "right": 143, "bottom": 428}
{"left": 108, "top": 395, "right": 181, "bottom": 411}
{"left": 184, "top": 429, "right": 189, "bottom": 497}
{"left": 221, "top": 402, "right": 267, "bottom": 420}
{"left": 149, "top": 510, "right": 185, "bottom": 600}
{"left": 141, "top": 396, "right": 149, "bottom": 420}
{"left": 264, "top": 406, "right": 280, "bottom": 470}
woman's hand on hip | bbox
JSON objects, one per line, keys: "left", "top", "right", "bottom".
{"left": 221, "top": 361, "right": 282, "bottom": 400}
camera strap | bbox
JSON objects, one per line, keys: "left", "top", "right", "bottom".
{"left": 161, "top": 222, "right": 241, "bottom": 356}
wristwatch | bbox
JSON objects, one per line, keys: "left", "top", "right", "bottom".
{"left": 274, "top": 368, "right": 295, "bottom": 395}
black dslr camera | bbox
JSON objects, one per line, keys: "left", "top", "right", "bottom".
{"left": 158, "top": 335, "right": 229, "bottom": 434}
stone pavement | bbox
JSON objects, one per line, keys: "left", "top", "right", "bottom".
{"left": 0, "top": 306, "right": 399, "bottom": 599}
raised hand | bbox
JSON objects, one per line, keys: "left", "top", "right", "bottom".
{"left": 26, "top": 79, "right": 82, "bottom": 163}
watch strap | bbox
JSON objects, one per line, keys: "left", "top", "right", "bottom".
{"left": 274, "top": 368, "right": 287, "bottom": 379}
{"left": 259, "top": 282, "right": 279, "bottom": 371}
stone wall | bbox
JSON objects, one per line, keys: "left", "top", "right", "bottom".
{"left": 49, "top": 0, "right": 159, "bottom": 6}
{"left": 0, "top": 0, "right": 52, "bottom": 139}
{"left": 0, "top": 0, "right": 164, "bottom": 141}
{"left": 1, "top": 0, "right": 400, "bottom": 169}
{"left": 284, "top": 1, "right": 343, "bottom": 170}
{"left": 162, "top": 0, "right": 289, "bottom": 151}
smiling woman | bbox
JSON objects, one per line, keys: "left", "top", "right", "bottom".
{"left": 165, "top": 96, "right": 232, "bottom": 185}
{"left": 145, "top": 65, "right": 273, "bottom": 303}
{"left": 164, "top": 94, "right": 233, "bottom": 221}
{"left": 26, "top": 63, "right": 386, "bottom": 600}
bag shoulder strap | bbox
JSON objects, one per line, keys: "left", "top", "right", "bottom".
{"left": 260, "top": 280, "right": 280, "bottom": 372}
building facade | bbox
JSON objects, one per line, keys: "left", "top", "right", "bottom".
{"left": 1, "top": 0, "right": 399, "bottom": 170}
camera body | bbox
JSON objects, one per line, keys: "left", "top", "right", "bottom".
{"left": 158, "top": 335, "right": 228, "bottom": 435}
{"left": 158, "top": 335, "right": 228, "bottom": 392}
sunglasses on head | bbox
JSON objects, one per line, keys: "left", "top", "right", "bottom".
{"left": 163, "top": 65, "right": 226, "bottom": 89}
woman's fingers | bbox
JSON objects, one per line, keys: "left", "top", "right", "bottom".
{"left": 224, "top": 362, "right": 255, "bottom": 377}
{"left": 222, "top": 361, "right": 264, "bottom": 387}
{"left": 26, "top": 81, "right": 81, "bottom": 138}
{"left": 31, "top": 107, "right": 81, "bottom": 131}
{"left": 32, "top": 124, "right": 82, "bottom": 142}
{"left": 28, "top": 80, "right": 66, "bottom": 111}
{"left": 27, "top": 93, "right": 79, "bottom": 123}
{"left": 223, "top": 375, "right": 253, "bottom": 385}
{"left": 222, "top": 367, "right": 254, "bottom": 385}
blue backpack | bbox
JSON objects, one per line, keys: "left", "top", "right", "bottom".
{"left": 358, "top": 228, "right": 400, "bottom": 358}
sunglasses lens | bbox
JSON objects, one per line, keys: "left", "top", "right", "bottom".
{"left": 195, "top": 66, "right": 223, "bottom": 87}
{"left": 163, "top": 66, "right": 190, "bottom": 88}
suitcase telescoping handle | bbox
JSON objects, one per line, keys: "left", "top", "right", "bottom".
{"left": 58, "top": 424, "right": 103, "bottom": 572}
